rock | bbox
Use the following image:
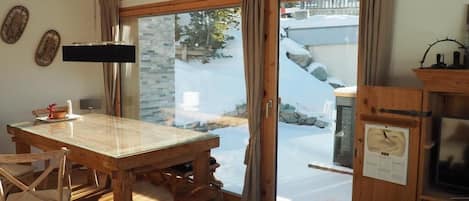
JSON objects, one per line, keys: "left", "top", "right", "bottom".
{"left": 296, "top": 112, "right": 308, "bottom": 121}
{"left": 329, "top": 82, "right": 344, "bottom": 89}
{"left": 314, "top": 120, "right": 329, "bottom": 128}
{"left": 207, "top": 122, "right": 225, "bottom": 131}
{"left": 279, "top": 111, "right": 299, "bottom": 124}
{"left": 194, "top": 125, "right": 209, "bottom": 132}
{"left": 299, "top": 117, "right": 317, "bottom": 125}
{"left": 311, "top": 66, "right": 328, "bottom": 81}
{"left": 287, "top": 52, "right": 313, "bottom": 69}
{"left": 280, "top": 104, "right": 296, "bottom": 113}
{"left": 184, "top": 121, "right": 200, "bottom": 129}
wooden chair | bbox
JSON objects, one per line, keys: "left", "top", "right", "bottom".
{"left": 0, "top": 164, "right": 35, "bottom": 201}
{"left": 0, "top": 148, "right": 70, "bottom": 201}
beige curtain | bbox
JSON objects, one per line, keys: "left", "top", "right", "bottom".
{"left": 99, "top": 0, "right": 121, "bottom": 116}
{"left": 359, "top": 0, "right": 394, "bottom": 85}
{"left": 241, "top": 0, "right": 265, "bottom": 201}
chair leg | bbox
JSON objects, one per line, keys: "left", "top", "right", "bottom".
{"left": 40, "top": 159, "right": 51, "bottom": 189}
{"left": 65, "top": 161, "right": 72, "bottom": 190}
{"left": 0, "top": 180, "right": 5, "bottom": 201}
{"left": 92, "top": 169, "right": 99, "bottom": 188}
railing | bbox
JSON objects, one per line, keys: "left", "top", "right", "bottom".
{"left": 307, "top": 0, "right": 359, "bottom": 9}
{"left": 304, "top": 0, "right": 360, "bottom": 15}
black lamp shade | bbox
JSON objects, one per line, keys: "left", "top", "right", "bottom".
{"left": 62, "top": 44, "right": 135, "bottom": 63}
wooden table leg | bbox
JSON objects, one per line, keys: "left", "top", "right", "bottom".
{"left": 112, "top": 171, "right": 135, "bottom": 201}
{"left": 15, "top": 140, "right": 31, "bottom": 154}
{"left": 193, "top": 151, "right": 210, "bottom": 186}
{"left": 14, "top": 140, "right": 31, "bottom": 166}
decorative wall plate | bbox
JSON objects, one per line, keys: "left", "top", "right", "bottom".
{"left": 35, "top": 30, "right": 61, "bottom": 67}
{"left": 1, "top": 5, "right": 29, "bottom": 44}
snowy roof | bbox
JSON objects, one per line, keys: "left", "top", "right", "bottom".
{"left": 281, "top": 15, "right": 359, "bottom": 46}
{"left": 281, "top": 15, "right": 359, "bottom": 29}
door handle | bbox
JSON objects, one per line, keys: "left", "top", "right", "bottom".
{"left": 265, "top": 99, "right": 273, "bottom": 119}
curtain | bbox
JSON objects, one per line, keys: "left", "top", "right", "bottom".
{"left": 359, "top": 0, "right": 394, "bottom": 85}
{"left": 241, "top": 0, "right": 265, "bottom": 201}
{"left": 99, "top": 0, "right": 121, "bottom": 116}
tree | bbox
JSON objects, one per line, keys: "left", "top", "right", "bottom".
{"left": 179, "top": 8, "right": 240, "bottom": 58}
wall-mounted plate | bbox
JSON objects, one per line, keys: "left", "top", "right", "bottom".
{"left": 1, "top": 5, "right": 29, "bottom": 44}
{"left": 35, "top": 30, "right": 61, "bottom": 67}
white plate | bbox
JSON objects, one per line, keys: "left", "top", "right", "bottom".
{"left": 36, "top": 114, "right": 82, "bottom": 123}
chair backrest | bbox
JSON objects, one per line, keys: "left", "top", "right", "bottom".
{"left": 32, "top": 106, "right": 68, "bottom": 117}
{"left": 0, "top": 148, "right": 69, "bottom": 201}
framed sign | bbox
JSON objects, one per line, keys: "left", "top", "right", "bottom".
{"left": 35, "top": 30, "right": 61, "bottom": 67}
{"left": 1, "top": 5, "right": 29, "bottom": 44}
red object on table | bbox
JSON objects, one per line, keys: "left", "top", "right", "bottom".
{"left": 47, "top": 103, "right": 57, "bottom": 119}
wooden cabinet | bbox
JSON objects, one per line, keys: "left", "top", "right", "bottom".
{"left": 414, "top": 69, "right": 469, "bottom": 201}
{"left": 352, "top": 86, "right": 423, "bottom": 201}
{"left": 352, "top": 69, "right": 469, "bottom": 201}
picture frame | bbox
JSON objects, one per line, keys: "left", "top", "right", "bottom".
{"left": 35, "top": 30, "right": 61, "bottom": 67}
{"left": 363, "top": 123, "right": 410, "bottom": 185}
{"left": 1, "top": 5, "right": 29, "bottom": 44}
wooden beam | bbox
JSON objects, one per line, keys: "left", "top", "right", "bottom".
{"left": 262, "top": 0, "right": 280, "bottom": 201}
{"left": 120, "top": 0, "right": 241, "bottom": 17}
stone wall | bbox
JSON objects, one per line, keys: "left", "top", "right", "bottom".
{"left": 138, "top": 15, "right": 176, "bottom": 125}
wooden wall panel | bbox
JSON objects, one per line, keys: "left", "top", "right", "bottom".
{"left": 353, "top": 86, "right": 423, "bottom": 201}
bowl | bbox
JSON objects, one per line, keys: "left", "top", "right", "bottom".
{"left": 51, "top": 111, "right": 67, "bottom": 119}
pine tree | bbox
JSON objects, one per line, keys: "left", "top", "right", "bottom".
{"left": 179, "top": 8, "right": 240, "bottom": 58}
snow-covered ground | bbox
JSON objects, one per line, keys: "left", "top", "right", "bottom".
{"left": 171, "top": 14, "right": 354, "bottom": 201}
{"left": 212, "top": 123, "right": 353, "bottom": 201}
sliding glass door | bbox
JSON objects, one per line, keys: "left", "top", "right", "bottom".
{"left": 121, "top": 7, "right": 249, "bottom": 194}
{"left": 276, "top": 0, "right": 359, "bottom": 200}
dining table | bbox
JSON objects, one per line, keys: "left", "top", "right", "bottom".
{"left": 6, "top": 113, "right": 220, "bottom": 201}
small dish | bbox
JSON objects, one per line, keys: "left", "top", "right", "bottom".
{"left": 36, "top": 114, "right": 81, "bottom": 123}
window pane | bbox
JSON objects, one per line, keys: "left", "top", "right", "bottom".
{"left": 121, "top": 7, "right": 247, "bottom": 194}
{"left": 278, "top": 0, "right": 359, "bottom": 200}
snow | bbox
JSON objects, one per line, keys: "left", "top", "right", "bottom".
{"left": 279, "top": 38, "right": 335, "bottom": 118}
{"left": 281, "top": 15, "right": 359, "bottom": 29}
{"left": 334, "top": 86, "right": 357, "bottom": 95}
{"left": 212, "top": 122, "right": 353, "bottom": 200}
{"left": 170, "top": 14, "right": 351, "bottom": 201}
{"left": 282, "top": 37, "right": 311, "bottom": 55}
{"left": 175, "top": 26, "right": 335, "bottom": 121}
{"left": 174, "top": 28, "right": 245, "bottom": 124}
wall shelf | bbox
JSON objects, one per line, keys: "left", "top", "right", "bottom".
{"left": 414, "top": 68, "right": 469, "bottom": 93}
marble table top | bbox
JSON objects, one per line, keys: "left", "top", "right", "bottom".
{"left": 9, "top": 114, "right": 219, "bottom": 158}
